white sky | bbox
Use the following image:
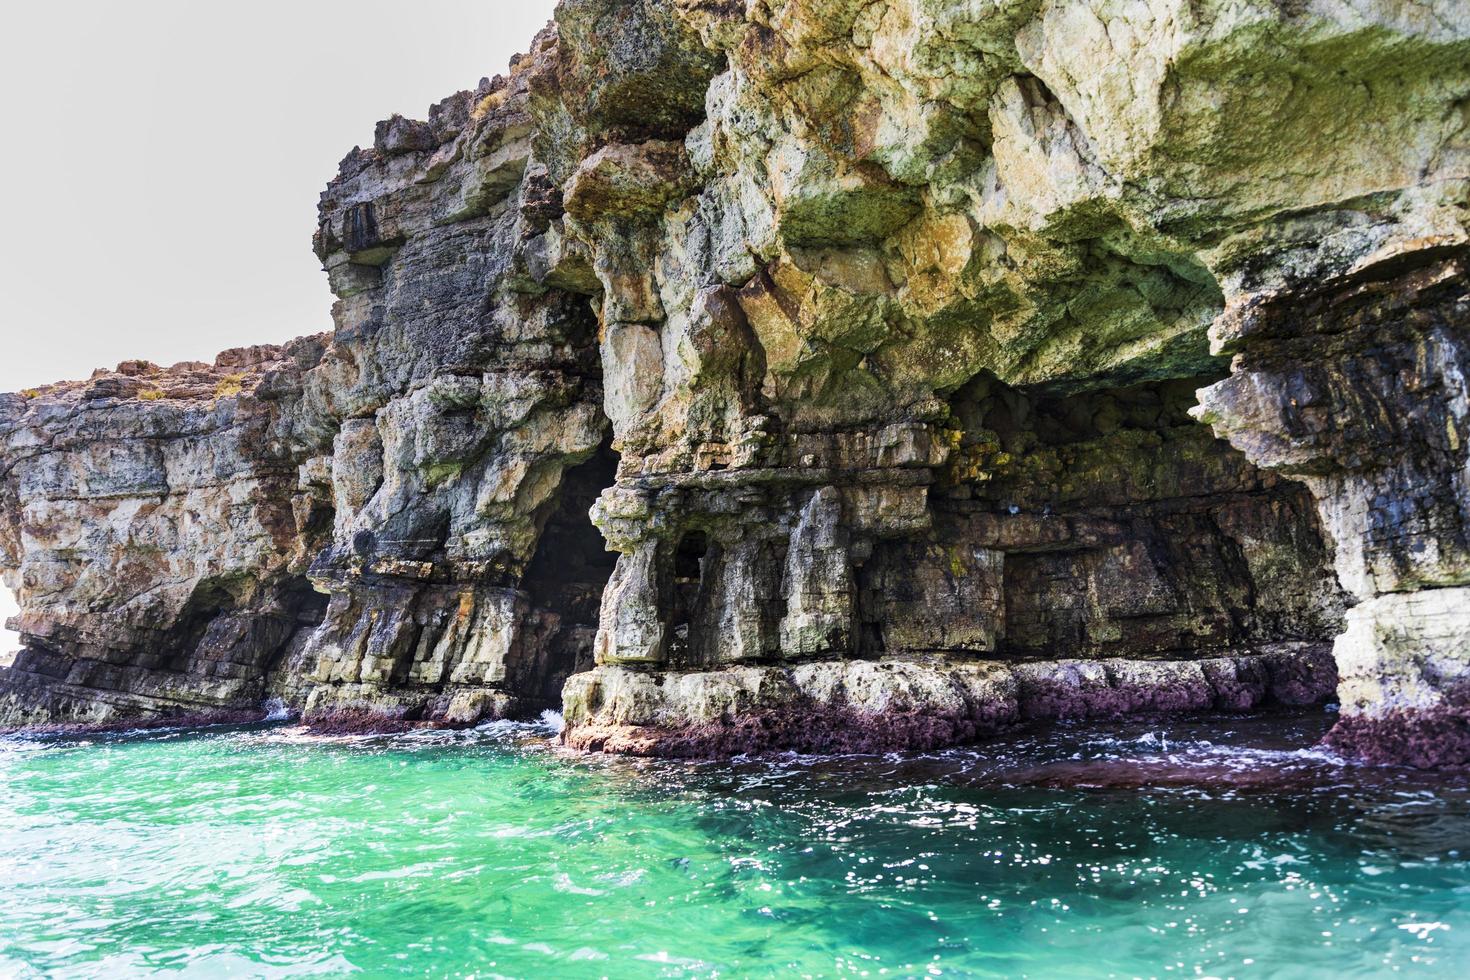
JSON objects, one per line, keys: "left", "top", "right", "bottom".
{"left": 0, "top": 0, "right": 558, "bottom": 395}
{"left": 0, "top": 1, "right": 558, "bottom": 652}
{"left": 0, "top": 588, "right": 15, "bottom": 663}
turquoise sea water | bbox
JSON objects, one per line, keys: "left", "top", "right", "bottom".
{"left": 2, "top": 711, "right": 1469, "bottom": 978}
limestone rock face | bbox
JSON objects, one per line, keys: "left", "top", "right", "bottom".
{"left": 0, "top": 345, "right": 330, "bottom": 725}
{"left": 1196, "top": 247, "right": 1470, "bottom": 765}
{"left": 2, "top": 1, "right": 1468, "bottom": 763}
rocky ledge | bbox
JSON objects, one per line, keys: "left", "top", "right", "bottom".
{"left": 2, "top": 0, "right": 1468, "bottom": 765}
{"left": 564, "top": 645, "right": 1337, "bottom": 757}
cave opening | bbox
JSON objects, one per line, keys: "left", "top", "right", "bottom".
{"left": 940, "top": 371, "right": 1348, "bottom": 664}
{"left": 165, "top": 578, "right": 247, "bottom": 673}
{"left": 667, "top": 530, "right": 713, "bottom": 664}
{"left": 259, "top": 574, "right": 333, "bottom": 705}
{"left": 517, "top": 437, "right": 622, "bottom": 709}
{"left": 170, "top": 573, "right": 331, "bottom": 686}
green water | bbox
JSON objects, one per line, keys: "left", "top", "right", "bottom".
{"left": 3, "top": 712, "right": 1469, "bottom": 978}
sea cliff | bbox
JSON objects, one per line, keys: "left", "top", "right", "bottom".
{"left": 3, "top": 0, "right": 1468, "bottom": 764}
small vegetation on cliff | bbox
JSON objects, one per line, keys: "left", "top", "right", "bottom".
{"left": 213, "top": 374, "right": 246, "bottom": 399}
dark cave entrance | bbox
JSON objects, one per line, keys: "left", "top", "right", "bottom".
{"left": 261, "top": 574, "right": 331, "bottom": 680}
{"left": 936, "top": 371, "right": 1348, "bottom": 663}
{"left": 666, "top": 530, "right": 713, "bottom": 665}
{"left": 166, "top": 578, "right": 249, "bottom": 672}
{"left": 172, "top": 574, "right": 330, "bottom": 681}
{"left": 518, "top": 437, "right": 621, "bottom": 708}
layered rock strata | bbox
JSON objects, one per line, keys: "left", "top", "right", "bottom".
{"left": 1197, "top": 247, "right": 1470, "bottom": 767}
{"left": 2, "top": 0, "right": 1468, "bottom": 764}
{"left": 0, "top": 347, "right": 330, "bottom": 726}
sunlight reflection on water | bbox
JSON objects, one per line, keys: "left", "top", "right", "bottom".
{"left": 2, "top": 710, "right": 1469, "bottom": 977}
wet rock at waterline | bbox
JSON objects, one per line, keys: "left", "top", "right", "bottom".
{"left": 3, "top": 0, "right": 1469, "bottom": 765}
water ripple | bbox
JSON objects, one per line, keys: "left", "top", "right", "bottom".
{"left": 3, "top": 710, "right": 1470, "bottom": 976}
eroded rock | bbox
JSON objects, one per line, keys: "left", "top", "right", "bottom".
{"left": 2, "top": 0, "right": 1468, "bottom": 763}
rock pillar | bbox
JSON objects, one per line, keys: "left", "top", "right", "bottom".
{"left": 1196, "top": 247, "right": 1470, "bottom": 766}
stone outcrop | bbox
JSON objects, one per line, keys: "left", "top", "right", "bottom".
{"left": 1196, "top": 246, "right": 1470, "bottom": 767}
{"left": 2, "top": 1, "right": 1468, "bottom": 764}
{"left": 0, "top": 346, "right": 330, "bottom": 725}
{"left": 564, "top": 645, "right": 1337, "bottom": 757}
